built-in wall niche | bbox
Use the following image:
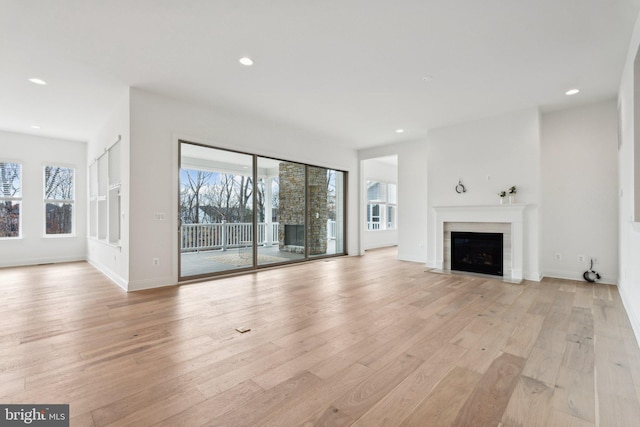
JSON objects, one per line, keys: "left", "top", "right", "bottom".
{"left": 89, "top": 138, "right": 121, "bottom": 245}
{"left": 634, "top": 44, "right": 640, "bottom": 222}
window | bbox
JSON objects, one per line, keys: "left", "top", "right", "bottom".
{"left": 366, "top": 180, "right": 397, "bottom": 231}
{"left": 0, "top": 162, "right": 22, "bottom": 238}
{"left": 44, "top": 166, "right": 75, "bottom": 235}
{"left": 387, "top": 183, "right": 397, "bottom": 229}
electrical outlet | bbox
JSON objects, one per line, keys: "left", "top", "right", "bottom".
{"left": 578, "top": 254, "right": 585, "bottom": 263}
{"left": 554, "top": 253, "right": 562, "bottom": 261}
{"left": 591, "top": 257, "right": 598, "bottom": 265}
{"left": 153, "top": 258, "right": 160, "bottom": 266}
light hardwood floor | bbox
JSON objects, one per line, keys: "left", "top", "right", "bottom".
{"left": 2, "top": 247, "right": 640, "bottom": 426}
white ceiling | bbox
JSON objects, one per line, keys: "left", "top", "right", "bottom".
{"left": 1, "top": 0, "right": 639, "bottom": 148}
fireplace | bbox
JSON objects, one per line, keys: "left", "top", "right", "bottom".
{"left": 284, "top": 224, "right": 305, "bottom": 247}
{"left": 433, "top": 205, "right": 525, "bottom": 282}
{"left": 451, "top": 231, "right": 503, "bottom": 276}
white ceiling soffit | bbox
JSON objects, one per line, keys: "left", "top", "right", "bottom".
{"left": 369, "top": 155, "right": 398, "bottom": 167}
{"left": 1, "top": 0, "right": 639, "bottom": 148}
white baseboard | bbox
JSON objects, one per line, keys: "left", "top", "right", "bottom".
{"left": 398, "top": 252, "right": 428, "bottom": 263}
{"left": 0, "top": 255, "right": 85, "bottom": 268}
{"left": 128, "top": 276, "right": 176, "bottom": 291}
{"left": 617, "top": 280, "right": 640, "bottom": 348}
{"left": 523, "top": 271, "right": 542, "bottom": 282}
{"left": 541, "top": 269, "right": 618, "bottom": 285}
{"left": 87, "top": 257, "right": 128, "bottom": 291}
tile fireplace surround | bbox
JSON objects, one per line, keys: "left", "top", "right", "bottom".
{"left": 433, "top": 204, "right": 526, "bottom": 282}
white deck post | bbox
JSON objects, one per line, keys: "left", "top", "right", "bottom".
{"left": 265, "top": 177, "right": 273, "bottom": 246}
{"left": 221, "top": 220, "right": 227, "bottom": 251}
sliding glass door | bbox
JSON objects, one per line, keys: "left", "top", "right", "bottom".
{"left": 179, "top": 144, "right": 254, "bottom": 277}
{"left": 179, "top": 141, "right": 347, "bottom": 280}
{"left": 256, "top": 157, "right": 306, "bottom": 266}
{"left": 308, "top": 167, "right": 345, "bottom": 258}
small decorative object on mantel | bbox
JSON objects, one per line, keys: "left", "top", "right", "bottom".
{"left": 455, "top": 179, "right": 467, "bottom": 194}
{"left": 498, "top": 191, "right": 506, "bottom": 204}
{"left": 507, "top": 185, "right": 517, "bottom": 204}
{"left": 498, "top": 185, "right": 517, "bottom": 204}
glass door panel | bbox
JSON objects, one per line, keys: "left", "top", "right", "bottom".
{"left": 308, "top": 167, "right": 346, "bottom": 258}
{"left": 257, "top": 158, "right": 306, "bottom": 265}
{"left": 333, "top": 170, "right": 346, "bottom": 254}
{"left": 179, "top": 143, "right": 254, "bottom": 278}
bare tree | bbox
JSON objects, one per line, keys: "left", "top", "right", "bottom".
{"left": 236, "top": 175, "right": 253, "bottom": 222}
{"left": 44, "top": 166, "right": 73, "bottom": 199}
{"left": 181, "top": 170, "right": 213, "bottom": 224}
{"left": 220, "top": 174, "right": 235, "bottom": 220}
{"left": 44, "top": 166, "right": 74, "bottom": 234}
{"left": 256, "top": 178, "right": 266, "bottom": 222}
{"left": 0, "top": 162, "right": 21, "bottom": 237}
{"left": 0, "top": 162, "right": 20, "bottom": 197}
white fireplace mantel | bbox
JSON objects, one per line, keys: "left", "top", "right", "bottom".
{"left": 433, "top": 204, "right": 526, "bottom": 281}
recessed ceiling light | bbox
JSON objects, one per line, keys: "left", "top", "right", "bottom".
{"left": 30, "top": 125, "right": 41, "bottom": 129}
{"left": 28, "top": 78, "right": 47, "bottom": 85}
{"left": 395, "top": 129, "right": 405, "bottom": 133}
{"left": 565, "top": 88, "right": 580, "bottom": 95}
{"left": 239, "top": 57, "right": 254, "bottom": 66}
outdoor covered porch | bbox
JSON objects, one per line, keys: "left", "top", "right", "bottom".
{"left": 179, "top": 142, "right": 345, "bottom": 279}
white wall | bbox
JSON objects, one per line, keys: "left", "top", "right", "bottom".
{"left": 540, "top": 100, "right": 619, "bottom": 284}
{"left": 362, "top": 157, "right": 398, "bottom": 250}
{"left": 0, "top": 130, "right": 86, "bottom": 267}
{"left": 128, "top": 88, "right": 360, "bottom": 290}
{"left": 86, "top": 90, "right": 130, "bottom": 289}
{"left": 425, "top": 108, "right": 541, "bottom": 280}
{"left": 617, "top": 11, "right": 640, "bottom": 342}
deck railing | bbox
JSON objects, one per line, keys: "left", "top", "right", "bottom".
{"left": 327, "top": 219, "right": 337, "bottom": 240}
{"left": 181, "top": 220, "right": 336, "bottom": 252}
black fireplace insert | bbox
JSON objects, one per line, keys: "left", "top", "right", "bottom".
{"left": 451, "top": 231, "right": 503, "bottom": 276}
{"left": 284, "top": 224, "right": 305, "bottom": 246}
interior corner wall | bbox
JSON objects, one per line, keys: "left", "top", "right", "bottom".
{"left": 129, "top": 88, "right": 359, "bottom": 290}
{"left": 540, "top": 100, "right": 619, "bottom": 284}
{"left": 617, "top": 9, "right": 640, "bottom": 343}
{"left": 86, "top": 90, "right": 130, "bottom": 290}
{"left": 425, "top": 108, "right": 541, "bottom": 280}
{"left": 0, "top": 130, "right": 87, "bottom": 267}
{"left": 362, "top": 158, "right": 398, "bottom": 250}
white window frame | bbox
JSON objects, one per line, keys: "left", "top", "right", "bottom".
{"left": 43, "top": 165, "right": 75, "bottom": 237}
{"left": 89, "top": 138, "right": 121, "bottom": 246}
{"left": 0, "top": 161, "right": 22, "bottom": 239}
{"left": 387, "top": 183, "right": 397, "bottom": 230}
{"left": 366, "top": 180, "right": 397, "bottom": 231}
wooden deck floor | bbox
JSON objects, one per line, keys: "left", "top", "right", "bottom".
{"left": 1, "top": 247, "right": 640, "bottom": 426}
